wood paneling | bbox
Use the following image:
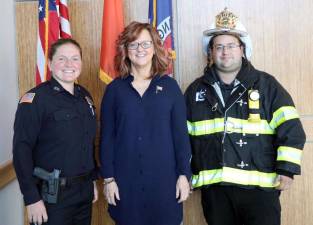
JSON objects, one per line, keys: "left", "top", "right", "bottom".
{"left": 15, "top": 2, "right": 37, "bottom": 97}
{"left": 183, "top": 190, "right": 206, "bottom": 225}
{"left": 15, "top": 0, "right": 313, "bottom": 225}
{"left": 123, "top": 0, "right": 149, "bottom": 24}
{"left": 0, "top": 160, "right": 16, "bottom": 189}
{"left": 301, "top": 117, "right": 313, "bottom": 142}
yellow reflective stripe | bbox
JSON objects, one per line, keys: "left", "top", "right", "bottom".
{"left": 192, "top": 167, "right": 279, "bottom": 188}
{"left": 187, "top": 118, "right": 224, "bottom": 136}
{"left": 188, "top": 117, "right": 275, "bottom": 136}
{"left": 270, "top": 106, "right": 299, "bottom": 129}
{"left": 277, "top": 146, "right": 302, "bottom": 165}
{"left": 226, "top": 117, "right": 275, "bottom": 134}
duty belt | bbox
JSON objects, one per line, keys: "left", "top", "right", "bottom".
{"left": 59, "top": 171, "right": 92, "bottom": 187}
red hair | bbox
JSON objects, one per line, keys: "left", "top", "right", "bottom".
{"left": 114, "top": 21, "right": 169, "bottom": 78}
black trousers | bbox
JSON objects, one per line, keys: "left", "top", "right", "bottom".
{"left": 201, "top": 185, "right": 281, "bottom": 225}
{"left": 31, "top": 179, "right": 94, "bottom": 225}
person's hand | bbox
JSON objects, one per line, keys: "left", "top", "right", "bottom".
{"left": 275, "top": 175, "right": 294, "bottom": 191}
{"left": 176, "top": 175, "right": 190, "bottom": 203}
{"left": 26, "top": 200, "right": 48, "bottom": 225}
{"left": 93, "top": 181, "right": 99, "bottom": 203}
{"left": 103, "top": 178, "right": 120, "bottom": 206}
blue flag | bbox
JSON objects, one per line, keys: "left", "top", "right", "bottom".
{"left": 149, "top": 0, "right": 175, "bottom": 75}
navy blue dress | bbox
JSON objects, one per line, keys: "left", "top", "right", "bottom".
{"left": 100, "top": 75, "right": 191, "bottom": 225}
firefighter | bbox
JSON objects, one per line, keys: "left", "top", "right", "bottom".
{"left": 185, "top": 8, "right": 306, "bottom": 225}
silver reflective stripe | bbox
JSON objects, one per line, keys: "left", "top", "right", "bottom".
{"left": 187, "top": 119, "right": 224, "bottom": 135}
{"left": 188, "top": 117, "right": 275, "bottom": 136}
{"left": 277, "top": 146, "right": 302, "bottom": 165}
{"left": 269, "top": 106, "right": 299, "bottom": 129}
{"left": 192, "top": 167, "right": 278, "bottom": 188}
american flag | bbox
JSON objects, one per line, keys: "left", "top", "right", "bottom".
{"left": 36, "top": 0, "right": 71, "bottom": 85}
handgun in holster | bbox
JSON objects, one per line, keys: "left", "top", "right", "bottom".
{"left": 33, "top": 167, "right": 61, "bottom": 204}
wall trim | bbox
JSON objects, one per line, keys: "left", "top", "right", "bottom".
{"left": 0, "top": 160, "right": 16, "bottom": 189}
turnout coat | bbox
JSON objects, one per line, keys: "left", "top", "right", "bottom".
{"left": 185, "top": 60, "right": 306, "bottom": 190}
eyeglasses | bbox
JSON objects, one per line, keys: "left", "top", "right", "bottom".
{"left": 213, "top": 43, "right": 241, "bottom": 52}
{"left": 127, "top": 41, "right": 153, "bottom": 50}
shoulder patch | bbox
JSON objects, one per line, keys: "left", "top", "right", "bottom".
{"left": 195, "top": 89, "right": 206, "bottom": 102}
{"left": 19, "top": 93, "right": 35, "bottom": 104}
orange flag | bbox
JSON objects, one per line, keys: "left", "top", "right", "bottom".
{"left": 99, "top": 0, "right": 125, "bottom": 84}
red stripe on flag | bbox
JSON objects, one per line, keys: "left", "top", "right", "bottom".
{"left": 58, "top": 3, "right": 70, "bottom": 20}
{"left": 56, "top": 0, "right": 71, "bottom": 38}
{"left": 35, "top": 66, "right": 41, "bottom": 85}
{"left": 60, "top": 31, "right": 71, "bottom": 39}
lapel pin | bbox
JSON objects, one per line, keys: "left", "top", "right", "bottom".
{"left": 156, "top": 85, "right": 163, "bottom": 94}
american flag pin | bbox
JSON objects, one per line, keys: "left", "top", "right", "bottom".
{"left": 156, "top": 85, "right": 163, "bottom": 94}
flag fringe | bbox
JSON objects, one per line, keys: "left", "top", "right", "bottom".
{"left": 99, "top": 69, "right": 113, "bottom": 85}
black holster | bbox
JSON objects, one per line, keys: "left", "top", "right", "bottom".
{"left": 33, "top": 167, "right": 61, "bottom": 204}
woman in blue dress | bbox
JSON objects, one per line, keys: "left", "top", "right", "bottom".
{"left": 100, "top": 21, "right": 191, "bottom": 225}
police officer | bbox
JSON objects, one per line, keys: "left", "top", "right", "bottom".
{"left": 185, "top": 8, "right": 306, "bottom": 225}
{"left": 13, "top": 38, "right": 98, "bottom": 225}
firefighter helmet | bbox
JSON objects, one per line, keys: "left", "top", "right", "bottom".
{"left": 202, "top": 8, "right": 252, "bottom": 59}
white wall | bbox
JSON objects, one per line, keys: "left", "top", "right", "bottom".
{"left": 0, "top": 182, "right": 23, "bottom": 225}
{"left": 0, "top": 0, "right": 24, "bottom": 225}
{"left": 0, "top": 0, "right": 19, "bottom": 163}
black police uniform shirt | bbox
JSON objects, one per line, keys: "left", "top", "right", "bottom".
{"left": 13, "top": 77, "right": 97, "bottom": 205}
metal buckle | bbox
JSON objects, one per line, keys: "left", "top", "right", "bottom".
{"left": 211, "top": 103, "right": 218, "bottom": 111}
{"left": 225, "top": 120, "right": 234, "bottom": 134}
